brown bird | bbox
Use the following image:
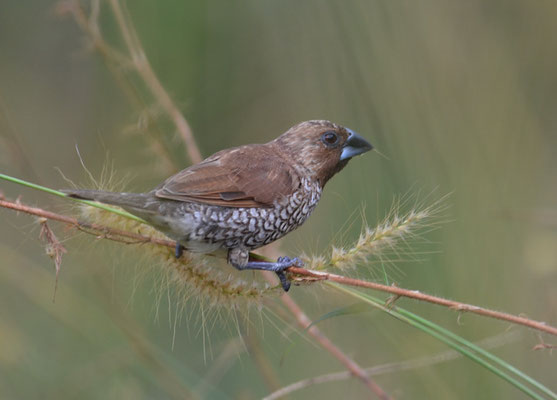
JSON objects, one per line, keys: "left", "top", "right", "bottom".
{"left": 63, "top": 120, "right": 372, "bottom": 291}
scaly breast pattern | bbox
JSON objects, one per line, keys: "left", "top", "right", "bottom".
{"left": 179, "top": 177, "right": 322, "bottom": 251}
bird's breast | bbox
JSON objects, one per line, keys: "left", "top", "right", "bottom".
{"left": 159, "top": 177, "right": 322, "bottom": 252}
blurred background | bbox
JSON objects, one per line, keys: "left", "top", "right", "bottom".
{"left": 1, "top": 1, "right": 556, "bottom": 399}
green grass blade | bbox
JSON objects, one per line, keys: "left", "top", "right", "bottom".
{"left": 329, "top": 282, "right": 554, "bottom": 400}
{"left": 0, "top": 173, "right": 147, "bottom": 223}
{"left": 396, "top": 307, "right": 556, "bottom": 399}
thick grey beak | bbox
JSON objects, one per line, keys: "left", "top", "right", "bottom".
{"left": 340, "top": 129, "right": 373, "bottom": 161}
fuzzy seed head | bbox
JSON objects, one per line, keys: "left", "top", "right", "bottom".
{"left": 305, "top": 196, "right": 446, "bottom": 272}
{"left": 78, "top": 204, "right": 280, "bottom": 312}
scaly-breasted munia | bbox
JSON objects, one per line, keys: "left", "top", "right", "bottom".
{"left": 63, "top": 120, "right": 373, "bottom": 290}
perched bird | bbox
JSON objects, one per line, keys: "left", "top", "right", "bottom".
{"left": 63, "top": 120, "right": 372, "bottom": 291}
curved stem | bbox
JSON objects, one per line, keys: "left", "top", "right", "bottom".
{"left": 108, "top": 0, "right": 202, "bottom": 165}
{"left": 1, "top": 197, "right": 555, "bottom": 338}
{"left": 288, "top": 267, "right": 557, "bottom": 337}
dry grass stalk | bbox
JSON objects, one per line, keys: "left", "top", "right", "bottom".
{"left": 304, "top": 198, "right": 444, "bottom": 272}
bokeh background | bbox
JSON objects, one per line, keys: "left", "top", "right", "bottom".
{"left": 1, "top": 1, "right": 556, "bottom": 399}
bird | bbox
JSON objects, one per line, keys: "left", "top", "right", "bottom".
{"left": 63, "top": 120, "right": 373, "bottom": 291}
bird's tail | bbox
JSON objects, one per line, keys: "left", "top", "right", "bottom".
{"left": 61, "top": 189, "right": 153, "bottom": 211}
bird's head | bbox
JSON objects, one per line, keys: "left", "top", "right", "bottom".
{"left": 272, "top": 120, "right": 373, "bottom": 187}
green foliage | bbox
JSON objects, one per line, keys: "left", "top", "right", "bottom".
{"left": 1, "top": 1, "right": 556, "bottom": 399}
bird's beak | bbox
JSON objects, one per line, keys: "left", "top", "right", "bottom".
{"left": 340, "top": 129, "right": 373, "bottom": 161}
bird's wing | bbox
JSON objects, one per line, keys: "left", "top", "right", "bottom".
{"left": 154, "top": 145, "right": 300, "bottom": 208}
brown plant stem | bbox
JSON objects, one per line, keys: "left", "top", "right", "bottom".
{"left": 264, "top": 331, "right": 522, "bottom": 400}
{"left": 0, "top": 199, "right": 173, "bottom": 248}
{"left": 263, "top": 271, "right": 391, "bottom": 400}
{"left": 1, "top": 198, "right": 556, "bottom": 338}
{"left": 108, "top": 0, "right": 202, "bottom": 164}
{"left": 287, "top": 267, "right": 557, "bottom": 337}
{"left": 57, "top": 0, "right": 177, "bottom": 174}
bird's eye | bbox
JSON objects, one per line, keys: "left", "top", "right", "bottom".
{"left": 320, "top": 131, "right": 340, "bottom": 148}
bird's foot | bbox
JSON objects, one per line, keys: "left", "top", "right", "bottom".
{"left": 238, "top": 256, "right": 304, "bottom": 292}
{"left": 175, "top": 243, "right": 184, "bottom": 259}
{"left": 274, "top": 257, "right": 304, "bottom": 292}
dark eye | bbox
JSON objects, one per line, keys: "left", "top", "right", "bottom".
{"left": 320, "top": 131, "right": 340, "bottom": 148}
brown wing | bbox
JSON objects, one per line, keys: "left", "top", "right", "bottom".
{"left": 154, "top": 144, "right": 300, "bottom": 208}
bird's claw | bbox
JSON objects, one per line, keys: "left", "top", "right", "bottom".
{"left": 275, "top": 271, "right": 291, "bottom": 292}
{"left": 234, "top": 255, "right": 304, "bottom": 292}
{"left": 275, "top": 256, "right": 304, "bottom": 292}
{"left": 175, "top": 243, "right": 184, "bottom": 259}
